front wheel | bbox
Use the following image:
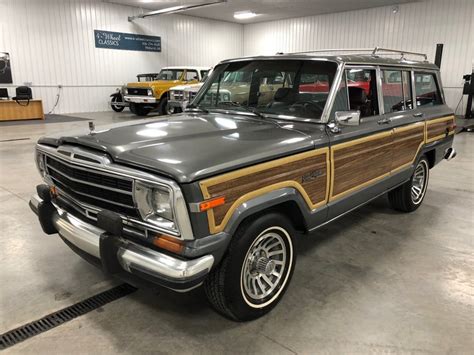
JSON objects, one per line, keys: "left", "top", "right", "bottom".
{"left": 158, "top": 97, "right": 173, "bottom": 115}
{"left": 129, "top": 103, "right": 150, "bottom": 116}
{"left": 204, "top": 213, "right": 296, "bottom": 321}
{"left": 388, "top": 156, "right": 430, "bottom": 212}
{"left": 111, "top": 96, "right": 125, "bottom": 112}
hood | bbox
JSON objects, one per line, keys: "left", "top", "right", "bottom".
{"left": 127, "top": 80, "right": 183, "bottom": 90}
{"left": 39, "top": 113, "right": 315, "bottom": 183}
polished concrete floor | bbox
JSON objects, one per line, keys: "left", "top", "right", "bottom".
{"left": 1, "top": 111, "right": 473, "bottom": 354}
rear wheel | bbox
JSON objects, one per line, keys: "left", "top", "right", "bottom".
{"left": 388, "top": 156, "right": 430, "bottom": 212}
{"left": 204, "top": 213, "right": 296, "bottom": 321}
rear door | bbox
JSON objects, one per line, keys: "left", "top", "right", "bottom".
{"left": 327, "top": 66, "right": 394, "bottom": 218}
{"left": 378, "top": 67, "right": 426, "bottom": 174}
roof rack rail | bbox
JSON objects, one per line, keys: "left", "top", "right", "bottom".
{"left": 276, "top": 47, "right": 428, "bottom": 62}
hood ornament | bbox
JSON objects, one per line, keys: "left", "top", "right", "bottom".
{"left": 88, "top": 121, "right": 95, "bottom": 135}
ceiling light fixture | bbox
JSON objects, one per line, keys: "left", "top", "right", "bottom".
{"left": 128, "top": 0, "right": 226, "bottom": 22}
{"left": 233, "top": 10, "right": 258, "bottom": 20}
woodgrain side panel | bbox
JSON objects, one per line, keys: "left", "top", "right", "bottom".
{"left": 0, "top": 100, "right": 44, "bottom": 121}
{"left": 200, "top": 148, "right": 329, "bottom": 234}
{"left": 391, "top": 122, "right": 425, "bottom": 172}
{"left": 426, "top": 115, "right": 455, "bottom": 143}
{"left": 330, "top": 131, "right": 392, "bottom": 200}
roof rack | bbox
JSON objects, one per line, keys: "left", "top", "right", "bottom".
{"left": 276, "top": 47, "right": 428, "bottom": 62}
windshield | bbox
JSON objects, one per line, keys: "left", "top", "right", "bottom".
{"left": 156, "top": 69, "right": 184, "bottom": 81}
{"left": 193, "top": 60, "right": 338, "bottom": 121}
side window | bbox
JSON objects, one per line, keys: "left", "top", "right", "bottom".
{"left": 346, "top": 68, "right": 378, "bottom": 118}
{"left": 200, "top": 70, "right": 209, "bottom": 79}
{"left": 186, "top": 70, "right": 198, "bottom": 81}
{"left": 414, "top": 72, "right": 443, "bottom": 106}
{"left": 381, "top": 69, "right": 413, "bottom": 112}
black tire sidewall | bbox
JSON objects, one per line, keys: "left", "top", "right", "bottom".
{"left": 111, "top": 97, "right": 124, "bottom": 112}
{"left": 159, "top": 97, "right": 169, "bottom": 115}
{"left": 223, "top": 213, "right": 297, "bottom": 320}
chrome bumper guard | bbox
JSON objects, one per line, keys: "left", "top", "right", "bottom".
{"left": 30, "top": 194, "right": 214, "bottom": 290}
{"left": 124, "top": 95, "right": 157, "bottom": 104}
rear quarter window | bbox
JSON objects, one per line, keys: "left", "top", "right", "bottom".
{"left": 414, "top": 72, "right": 443, "bottom": 107}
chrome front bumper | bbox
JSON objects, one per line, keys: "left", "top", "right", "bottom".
{"left": 124, "top": 95, "right": 157, "bottom": 104}
{"left": 30, "top": 194, "right": 214, "bottom": 291}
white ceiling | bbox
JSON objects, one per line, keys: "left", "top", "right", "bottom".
{"left": 106, "top": 0, "right": 419, "bottom": 24}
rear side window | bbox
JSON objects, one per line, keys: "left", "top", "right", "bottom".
{"left": 381, "top": 69, "right": 413, "bottom": 112}
{"left": 414, "top": 72, "right": 443, "bottom": 107}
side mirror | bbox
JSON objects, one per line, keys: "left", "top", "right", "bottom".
{"left": 335, "top": 110, "right": 361, "bottom": 126}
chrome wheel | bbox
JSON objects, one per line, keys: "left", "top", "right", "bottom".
{"left": 411, "top": 160, "right": 428, "bottom": 205}
{"left": 240, "top": 226, "right": 292, "bottom": 308}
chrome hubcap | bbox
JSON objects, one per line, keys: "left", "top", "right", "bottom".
{"left": 411, "top": 161, "right": 427, "bottom": 204}
{"left": 242, "top": 231, "right": 287, "bottom": 300}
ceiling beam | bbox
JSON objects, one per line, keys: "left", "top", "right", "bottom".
{"left": 128, "top": 0, "right": 227, "bottom": 22}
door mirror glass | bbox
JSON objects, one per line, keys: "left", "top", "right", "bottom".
{"left": 335, "top": 110, "right": 361, "bottom": 125}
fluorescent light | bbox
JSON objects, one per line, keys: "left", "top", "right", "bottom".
{"left": 234, "top": 10, "right": 258, "bottom": 20}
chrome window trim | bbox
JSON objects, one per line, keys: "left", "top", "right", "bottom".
{"left": 321, "top": 61, "right": 344, "bottom": 123}
{"left": 37, "top": 144, "right": 194, "bottom": 240}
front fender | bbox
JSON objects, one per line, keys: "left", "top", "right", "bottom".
{"left": 222, "top": 187, "right": 327, "bottom": 236}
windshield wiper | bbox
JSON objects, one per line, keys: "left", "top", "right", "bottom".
{"left": 185, "top": 104, "right": 209, "bottom": 113}
{"left": 215, "top": 102, "right": 267, "bottom": 119}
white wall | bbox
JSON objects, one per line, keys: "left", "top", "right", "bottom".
{"left": 2, "top": 0, "right": 472, "bottom": 115}
{"left": 244, "top": 0, "right": 474, "bottom": 113}
{"left": 0, "top": 0, "right": 243, "bottom": 114}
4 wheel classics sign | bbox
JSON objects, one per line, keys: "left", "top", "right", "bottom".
{"left": 94, "top": 30, "right": 161, "bottom": 52}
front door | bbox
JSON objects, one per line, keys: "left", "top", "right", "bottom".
{"left": 327, "top": 66, "right": 394, "bottom": 219}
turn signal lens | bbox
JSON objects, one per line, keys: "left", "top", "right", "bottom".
{"left": 199, "top": 196, "right": 225, "bottom": 212}
{"left": 153, "top": 234, "right": 184, "bottom": 254}
{"left": 50, "top": 186, "right": 58, "bottom": 197}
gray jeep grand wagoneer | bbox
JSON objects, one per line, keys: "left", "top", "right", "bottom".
{"left": 31, "top": 48, "right": 456, "bottom": 321}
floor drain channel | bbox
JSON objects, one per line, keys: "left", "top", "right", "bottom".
{"left": 0, "top": 283, "right": 137, "bottom": 350}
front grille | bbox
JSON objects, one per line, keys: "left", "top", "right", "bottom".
{"left": 171, "top": 90, "right": 184, "bottom": 101}
{"left": 127, "top": 87, "right": 149, "bottom": 96}
{"left": 45, "top": 156, "right": 138, "bottom": 217}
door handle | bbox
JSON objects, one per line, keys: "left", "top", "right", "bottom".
{"left": 377, "top": 117, "right": 391, "bottom": 125}
{"left": 413, "top": 112, "right": 424, "bottom": 118}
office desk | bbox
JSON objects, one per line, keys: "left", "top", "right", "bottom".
{"left": 0, "top": 100, "right": 44, "bottom": 121}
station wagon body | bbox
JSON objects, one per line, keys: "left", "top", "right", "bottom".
{"left": 30, "top": 49, "right": 456, "bottom": 320}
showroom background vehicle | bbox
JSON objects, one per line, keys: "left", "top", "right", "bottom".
{"left": 124, "top": 66, "right": 210, "bottom": 116}
{"left": 168, "top": 70, "right": 212, "bottom": 113}
{"left": 110, "top": 86, "right": 127, "bottom": 112}
{"left": 30, "top": 48, "right": 455, "bottom": 321}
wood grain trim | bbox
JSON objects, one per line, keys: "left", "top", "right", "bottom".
{"left": 390, "top": 121, "right": 426, "bottom": 174}
{"left": 426, "top": 115, "right": 455, "bottom": 143}
{"left": 200, "top": 147, "right": 329, "bottom": 234}
{"left": 329, "top": 130, "right": 392, "bottom": 201}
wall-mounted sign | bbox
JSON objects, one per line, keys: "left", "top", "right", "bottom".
{"left": 0, "top": 52, "right": 13, "bottom": 84}
{"left": 94, "top": 30, "right": 161, "bottom": 52}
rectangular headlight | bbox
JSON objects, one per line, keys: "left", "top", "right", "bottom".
{"left": 147, "top": 89, "right": 153, "bottom": 96}
{"left": 134, "top": 181, "right": 174, "bottom": 227}
{"left": 35, "top": 150, "right": 46, "bottom": 177}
